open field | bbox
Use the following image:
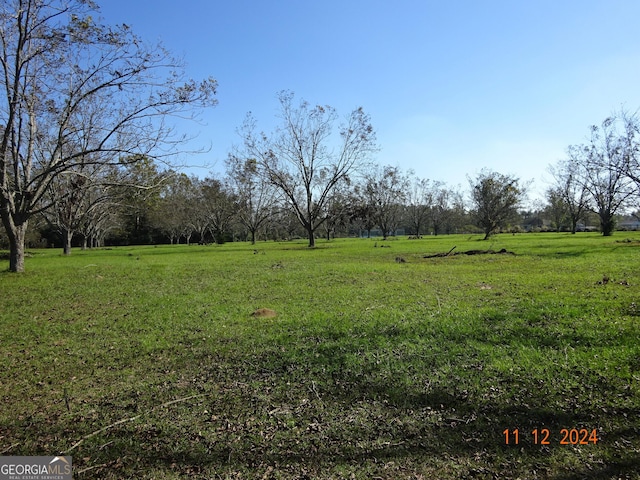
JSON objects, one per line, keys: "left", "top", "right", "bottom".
{"left": 1, "top": 233, "right": 639, "bottom": 479}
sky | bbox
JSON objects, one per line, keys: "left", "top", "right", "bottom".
{"left": 97, "top": 0, "right": 640, "bottom": 203}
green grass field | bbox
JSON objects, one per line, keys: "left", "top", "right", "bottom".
{"left": 1, "top": 233, "right": 639, "bottom": 479}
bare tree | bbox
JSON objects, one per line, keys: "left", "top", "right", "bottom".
{"left": 574, "top": 116, "right": 635, "bottom": 236}
{"left": 361, "top": 165, "right": 409, "bottom": 240}
{"left": 443, "top": 188, "right": 467, "bottom": 234}
{"left": 239, "top": 91, "right": 377, "bottom": 247}
{"left": 469, "top": 170, "right": 526, "bottom": 239}
{"left": 547, "top": 155, "right": 591, "bottom": 234}
{"left": 226, "top": 156, "right": 279, "bottom": 244}
{"left": 349, "top": 193, "right": 377, "bottom": 238}
{"left": 77, "top": 181, "right": 119, "bottom": 249}
{"left": 186, "top": 183, "right": 211, "bottom": 244}
{"left": 0, "top": 0, "right": 217, "bottom": 271}
{"left": 404, "top": 174, "right": 431, "bottom": 237}
{"left": 617, "top": 109, "right": 640, "bottom": 192}
{"left": 320, "top": 178, "right": 352, "bottom": 240}
{"left": 200, "top": 176, "right": 237, "bottom": 244}
{"left": 428, "top": 181, "right": 455, "bottom": 235}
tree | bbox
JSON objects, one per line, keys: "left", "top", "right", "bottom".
{"left": 349, "top": 194, "right": 377, "bottom": 238}
{"left": 200, "top": 176, "right": 237, "bottom": 244}
{"left": 404, "top": 174, "right": 432, "bottom": 237}
{"left": 544, "top": 187, "right": 568, "bottom": 232}
{"left": 185, "top": 179, "right": 211, "bottom": 244}
{"left": 43, "top": 169, "right": 90, "bottom": 254}
{"left": 319, "top": 179, "right": 352, "bottom": 240}
{"left": 239, "top": 91, "right": 377, "bottom": 247}
{"left": 616, "top": 109, "right": 640, "bottom": 192}
{"left": 428, "top": 181, "right": 455, "bottom": 235}
{"left": 469, "top": 170, "right": 526, "bottom": 239}
{"left": 41, "top": 159, "right": 120, "bottom": 253}
{"left": 76, "top": 180, "right": 119, "bottom": 249}
{"left": 0, "top": 0, "right": 217, "bottom": 271}
{"left": 151, "top": 172, "right": 195, "bottom": 244}
{"left": 361, "top": 165, "right": 409, "bottom": 240}
{"left": 116, "top": 157, "right": 168, "bottom": 245}
{"left": 547, "top": 156, "right": 591, "bottom": 233}
{"left": 226, "top": 156, "right": 279, "bottom": 244}
{"left": 573, "top": 116, "right": 635, "bottom": 236}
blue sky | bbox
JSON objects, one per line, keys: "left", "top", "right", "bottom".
{"left": 98, "top": 1, "right": 640, "bottom": 202}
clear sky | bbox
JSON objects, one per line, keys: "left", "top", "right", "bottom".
{"left": 97, "top": 0, "right": 640, "bottom": 202}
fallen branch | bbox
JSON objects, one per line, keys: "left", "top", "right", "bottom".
{"left": 1, "top": 443, "right": 20, "bottom": 454}
{"left": 424, "top": 248, "right": 514, "bottom": 258}
{"left": 64, "top": 393, "right": 211, "bottom": 454}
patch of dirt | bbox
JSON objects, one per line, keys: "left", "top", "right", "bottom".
{"left": 251, "top": 308, "right": 277, "bottom": 319}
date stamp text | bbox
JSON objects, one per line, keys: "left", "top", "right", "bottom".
{"left": 503, "top": 428, "right": 599, "bottom": 445}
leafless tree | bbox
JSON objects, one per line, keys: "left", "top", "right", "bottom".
{"left": 43, "top": 166, "right": 91, "bottom": 254}
{"left": 404, "top": 174, "right": 432, "bottom": 237}
{"left": 200, "top": 176, "right": 237, "bottom": 244}
{"left": 0, "top": 0, "right": 217, "bottom": 271}
{"left": 573, "top": 116, "right": 635, "bottom": 236}
{"left": 361, "top": 165, "right": 409, "bottom": 240}
{"left": 428, "top": 181, "right": 457, "bottom": 235}
{"left": 77, "top": 181, "right": 119, "bottom": 249}
{"left": 226, "top": 156, "right": 279, "bottom": 244}
{"left": 617, "top": 109, "right": 640, "bottom": 192}
{"left": 319, "top": 178, "right": 352, "bottom": 240}
{"left": 547, "top": 155, "right": 591, "bottom": 234}
{"left": 239, "top": 91, "right": 377, "bottom": 247}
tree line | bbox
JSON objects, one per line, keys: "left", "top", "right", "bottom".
{"left": 8, "top": 114, "right": 640, "bottom": 252}
{"left": 3, "top": 1, "right": 640, "bottom": 272}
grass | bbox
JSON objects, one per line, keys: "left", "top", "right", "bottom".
{"left": 0, "top": 233, "right": 639, "bottom": 479}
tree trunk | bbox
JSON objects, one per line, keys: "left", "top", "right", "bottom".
{"left": 63, "top": 229, "right": 73, "bottom": 255}
{"left": 570, "top": 217, "right": 578, "bottom": 234}
{"left": 7, "top": 222, "right": 27, "bottom": 273}
{"left": 250, "top": 229, "right": 256, "bottom": 245}
{"left": 307, "top": 226, "right": 315, "bottom": 247}
{"left": 601, "top": 216, "right": 615, "bottom": 236}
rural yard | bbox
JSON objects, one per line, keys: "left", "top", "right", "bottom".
{"left": 1, "top": 233, "right": 638, "bottom": 478}
{"left": 2, "top": 1, "right": 640, "bottom": 478}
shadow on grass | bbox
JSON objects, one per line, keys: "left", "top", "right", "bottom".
{"left": 4, "top": 319, "right": 639, "bottom": 479}
{"left": 42, "top": 340, "right": 637, "bottom": 479}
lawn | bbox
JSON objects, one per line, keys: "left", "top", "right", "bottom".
{"left": 0, "top": 233, "right": 639, "bottom": 479}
